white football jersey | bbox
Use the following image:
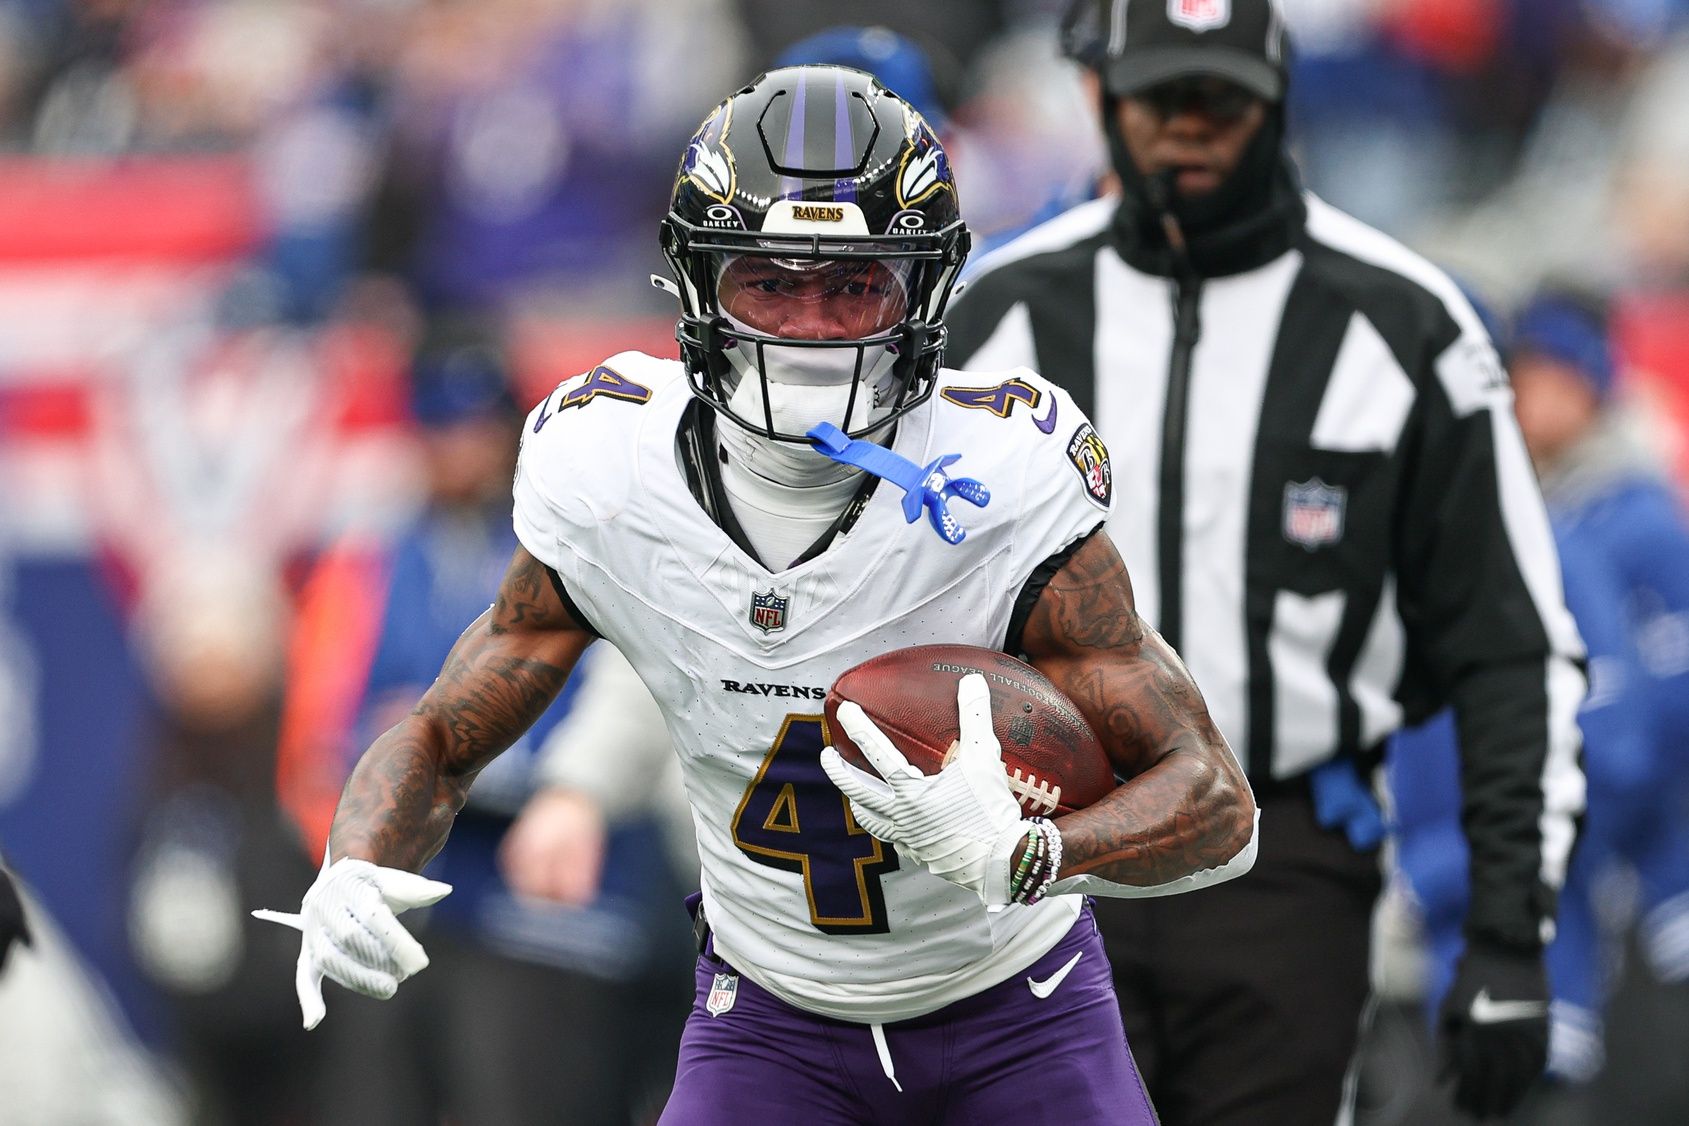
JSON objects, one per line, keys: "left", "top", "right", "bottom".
{"left": 513, "top": 352, "right": 1113, "bottom": 1023}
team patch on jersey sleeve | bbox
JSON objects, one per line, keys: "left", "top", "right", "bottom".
{"left": 1066, "top": 423, "right": 1112, "bottom": 508}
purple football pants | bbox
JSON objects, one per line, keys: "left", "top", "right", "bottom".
{"left": 657, "top": 904, "right": 1159, "bottom": 1125}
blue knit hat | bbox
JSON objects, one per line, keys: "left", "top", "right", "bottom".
{"left": 776, "top": 26, "right": 949, "bottom": 132}
{"left": 409, "top": 335, "right": 518, "bottom": 427}
{"left": 1510, "top": 292, "right": 1615, "bottom": 401}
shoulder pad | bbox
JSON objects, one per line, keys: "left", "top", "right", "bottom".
{"left": 516, "top": 353, "right": 683, "bottom": 541}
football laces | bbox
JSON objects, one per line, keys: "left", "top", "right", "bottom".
{"left": 1004, "top": 767, "right": 1061, "bottom": 816}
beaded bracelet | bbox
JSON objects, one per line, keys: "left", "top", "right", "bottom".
{"left": 1036, "top": 822, "right": 1064, "bottom": 901}
{"left": 1006, "top": 820, "right": 1043, "bottom": 905}
{"left": 1008, "top": 823, "right": 1042, "bottom": 900}
{"left": 1016, "top": 832, "right": 1050, "bottom": 905}
{"left": 1018, "top": 824, "right": 1049, "bottom": 901}
{"left": 1017, "top": 817, "right": 1063, "bottom": 906}
{"left": 1041, "top": 822, "right": 1065, "bottom": 898}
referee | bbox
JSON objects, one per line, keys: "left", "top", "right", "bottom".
{"left": 947, "top": 2, "right": 1588, "bottom": 1122}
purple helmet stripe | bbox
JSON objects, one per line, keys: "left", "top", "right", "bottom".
{"left": 833, "top": 70, "right": 856, "bottom": 202}
{"left": 779, "top": 69, "right": 808, "bottom": 199}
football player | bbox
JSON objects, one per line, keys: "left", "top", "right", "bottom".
{"left": 259, "top": 67, "right": 1257, "bottom": 1124}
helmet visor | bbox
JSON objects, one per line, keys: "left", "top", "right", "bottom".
{"left": 714, "top": 255, "right": 912, "bottom": 340}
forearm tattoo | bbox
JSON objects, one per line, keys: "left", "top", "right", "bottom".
{"left": 330, "top": 549, "right": 587, "bottom": 869}
{"left": 1025, "top": 535, "right": 1254, "bottom": 887}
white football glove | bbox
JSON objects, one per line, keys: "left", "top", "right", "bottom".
{"left": 820, "top": 673, "right": 1036, "bottom": 906}
{"left": 252, "top": 851, "right": 451, "bottom": 1029}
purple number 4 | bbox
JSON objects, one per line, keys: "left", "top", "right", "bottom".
{"left": 730, "top": 715, "right": 900, "bottom": 934}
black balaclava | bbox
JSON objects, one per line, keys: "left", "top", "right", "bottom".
{"left": 1103, "top": 90, "right": 1306, "bottom": 280}
{"left": 1062, "top": 0, "right": 1306, "bottom": 277}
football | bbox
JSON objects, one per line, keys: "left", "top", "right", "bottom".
{"left": 825, "top": 645, "right": 1115, "bottom": 818}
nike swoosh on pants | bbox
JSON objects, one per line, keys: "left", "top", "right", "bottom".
{"left": 1027, "top": 951, "right": 1084, "bottom": 999}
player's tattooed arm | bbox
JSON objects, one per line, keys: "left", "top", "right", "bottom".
{"left": 330, "top": 546, "right": 595, "bottom": 871}
{"left": 1023, "top": 533, "right": 1255, "bottom": 889}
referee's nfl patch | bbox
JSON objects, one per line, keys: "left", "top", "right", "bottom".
{"left": 706, "top": 972, "right": 739, "bottom": 1017}
{"left": 1066, "top": 423, "right": 1113, "bottom": 508}
{"left": 1283, "top": 478, "right": 1346, "bottom": 549}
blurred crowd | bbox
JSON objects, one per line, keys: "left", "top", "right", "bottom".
{"left": 0, "top": 1, "right": 1687, "bottom": 1123}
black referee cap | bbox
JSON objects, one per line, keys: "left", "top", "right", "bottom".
{"left": 1063, "top": 0, "right": 1290, "bottom": 101}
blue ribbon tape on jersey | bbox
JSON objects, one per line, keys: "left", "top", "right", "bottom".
{"left": 807, "top": 422, "right": 989, "bottom": 545}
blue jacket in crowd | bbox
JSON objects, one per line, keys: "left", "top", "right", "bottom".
{"left": 1389, "top": 425, "right": 1689, "bottom": 1080}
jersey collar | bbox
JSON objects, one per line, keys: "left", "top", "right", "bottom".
{"left": 677, "top": 401, "right": 884, "bottom": 572}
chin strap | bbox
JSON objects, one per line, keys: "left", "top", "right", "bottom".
{"left": 806, "top": 422, "right": 989, "bottom": 545}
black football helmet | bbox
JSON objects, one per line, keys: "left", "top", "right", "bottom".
{"left": 660, "top": 66, "right": 970, "bottom": 444}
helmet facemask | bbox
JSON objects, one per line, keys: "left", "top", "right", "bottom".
{"left": 667, "top": 231, "right": 956, "bottom": 445}
{"left": 717, "top": 254, "right": 913, "bottom": 441}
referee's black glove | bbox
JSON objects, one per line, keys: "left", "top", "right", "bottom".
{"left": 0, "top": 864, "right": 31, "bottom": 974}
{"left": 1438, "top": 938, "right": 1549, "bottom": 1119}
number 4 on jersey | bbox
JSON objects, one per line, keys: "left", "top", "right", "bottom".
{"left": 533, "top": 365, "right": 653, "bottom": 433}
{"left": 562, "top": 365, "right": 651, "bottom": 410}
{"left": 731, "top": 715, "right": 899, "bottom": 934}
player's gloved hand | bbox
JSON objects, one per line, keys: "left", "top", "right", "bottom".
{"left": 1438, "top": 937, "right": 1550, "bottom": 1119}
{"left": 252, "top": 852, "right": 451, "bottom": 1030}
{"left": 820, "top": 673, "right": 1032, "bottom": 906}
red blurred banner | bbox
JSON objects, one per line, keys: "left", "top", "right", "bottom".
{"left": 0, "top": 157, "right": 260, "bottom": 264}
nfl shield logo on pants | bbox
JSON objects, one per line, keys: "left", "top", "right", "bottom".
{"left": 706, "top": 972, "right": 739, "bottom": 1017}
{"left": 1283, "top": 478, "right": 1346, "bottom": 550}
{"left": 750, "top": 589, "right": 788, "bottom": 634}
{"left": 1170, "top": 0, "right": 1231, "bottom": 32}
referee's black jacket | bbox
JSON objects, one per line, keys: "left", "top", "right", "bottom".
{"left": 947, "top": 189, "right": 1587, "bottom": 951}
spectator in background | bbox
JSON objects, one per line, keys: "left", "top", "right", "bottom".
{"left": 502, "top": 643, "right": 695, "bottom": 912}
{"left": 1388, "top": 540, "right": 1645, "bottom": 1121}
{"left": 123, "top": 548, "right": 317, "bottom": 1125}
{"left": 947, "top": 3, "right": 1587, "bottom": 1121}
{"left": 1509, "top": 289, "right": 1689, "bottom": 999}
{"left": 306, "top": 321, "right": 687, "bottom": 1126}
{"left": 1287, "top": 0, "right": 1689, "bottom": 259}
{"left": 1388, "top": 286, "right": 1689, "bottom": 1120}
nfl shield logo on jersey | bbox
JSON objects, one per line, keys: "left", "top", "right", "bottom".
{"left": 706, "top": 972, "right": 739, "bottom": 1017}
{"left": 1283, "top": 478, "right": 1346, "bottom": 550}
{"left": 1170, "top": 0, "right": 1231, "bottom": 32}
{"left": 750, "top": 589, "right": 789, "bottom": 634}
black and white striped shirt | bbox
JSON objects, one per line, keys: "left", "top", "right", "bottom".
{"left": 947, "top": 191, "right": 1586, "bottom": 947}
